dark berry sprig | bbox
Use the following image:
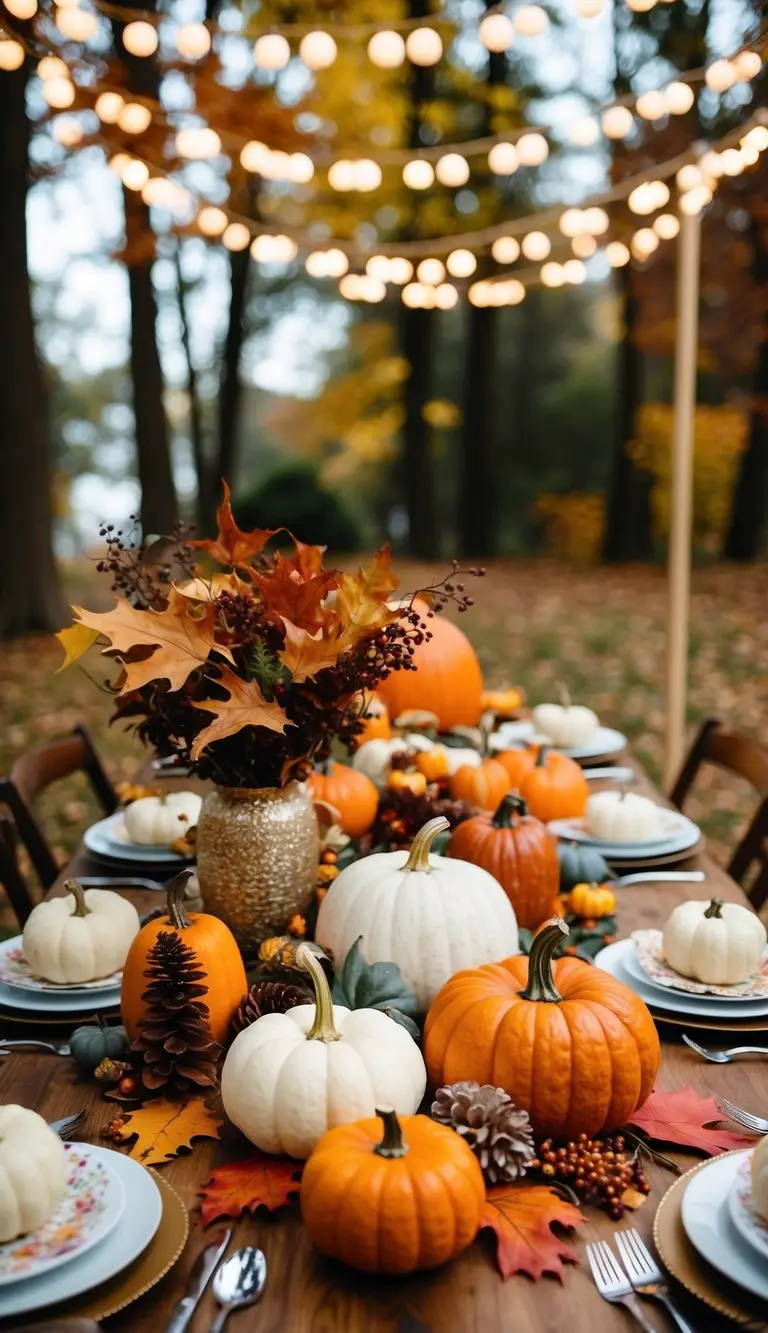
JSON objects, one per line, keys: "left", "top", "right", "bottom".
{"left": 531, "top": 1132, "right": 651, "bottom": 1221}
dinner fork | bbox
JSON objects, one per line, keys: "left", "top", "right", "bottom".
{"left": 615, "top": 1228, "right": 695, "bottom": 1333}
{"left": 0, "top": 1039, "right": 71, "bottom": 1056}
{"left": 683, "top": 1034, "right": 768, "bottom": 1064}
{"left": 716, "top": 1097, "right": 768, "bottom": 1135}
{"left": 49, "top": 1110, "right": 87, "bottom": 1139}
{"left": 585, "top": 1241, "right": 657, "bottom": 1332}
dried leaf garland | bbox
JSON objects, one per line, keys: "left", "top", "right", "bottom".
{"left": 198, "top": 1155, "right": 302, "bottom": 1226}
{"left": 479, "top": 1184, "right": 586, "bottom": 1281}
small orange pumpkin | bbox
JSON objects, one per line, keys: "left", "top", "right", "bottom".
{"left": 480, "top": 687, "right": 524, "bottom": 717}
{"left": 450, "top": 757, "right": 511, "bottom": 811}
{"left": 121, "top": 871, "right": 246, "bottom": 1046}
{"left": 448, "top": 792, "right": 559, "bottom": 930}
{"left": 415, "top": 748, "right": 451, "bottom": 782}
{"left": 568, "top": 882, "right": 616, "bottom": 918}
{"left": 301, "top": 1108, "right": 485, "bottom": 1274}
{"left": 356, "top": 693, "right": 391, "bottom": 746}
{"left": 497, "top": 744, "right": 587, "bottom": 822}
{"left": 387, "top": 769, "right": 428, "bottom": 796}
{"left": 309, "top": 760, "right": 378, "bottom": 838}
{"left": 424, "top": 918, "right": 660, "bottom": 1139}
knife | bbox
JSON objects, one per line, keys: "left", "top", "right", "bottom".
{"left": 611, "top": 871, "right": 706, "bottom": 887}
{"left": 164, "top": 1227, "right": 232, "bottom": 1333}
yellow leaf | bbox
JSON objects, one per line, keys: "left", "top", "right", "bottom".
{"left": 190, "top": 665, "right": 290, "bottom": 760}
{"left": 55, "top": 623, "right": 100, "bottom": 671}
{"left": 279, "top": 619, "right": 343, "bottom": 683}
{"left": 115, "top": 1096, "right": 222, "bottom": 1167}
{"left": 334, "top": 545, "right": 399, "bottom": 652}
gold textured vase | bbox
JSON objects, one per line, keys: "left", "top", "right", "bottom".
{"left": 196, "top": 781, "right": 319, "bottom": 948}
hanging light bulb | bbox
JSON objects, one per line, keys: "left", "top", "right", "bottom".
{"left": 488, "top": 141, "right": 519, "bottom": 174}
{"left": 572, "top": 233, "right": 597, "bottom": 258}
{"left": 305, "top": 251, "right": 328, "bottom": 277}
{"left": 254, "top": 34, "right": 290, "bottom": 70}
{"left": 559, "top": 207, "right": 585, "bottom": 237}
{"left": 627, "top": 0, "right": 657, "bottom": 11}
{"left": 742, "top": 125, "right": 768, "bottom": 151}
{"left": 446, "top": 248, "right": 477, "bottom": 277}
{"left": 108, "top": 152, "right": 132, "bottom": 176}
{"left": 403, "top": 158, "right": 434, "bottom": 189}
{"left": 123, "top": 21, "right": 158, "bottom": 56}
{"left": 339, "top": 274, "right": 362, "bottom": 301}
{"left": 198, "top": 205, "right": 228, "bottom": 236}
{"left": 576, "top": 0, "right": 604, "bottom": 16}
{"left": 631, "top": 227, "right": 659, "bottom": 258}
{"left": 653, "top": 213, "right": 680, "bottom": 239}
{"left": 705, "top": 59, "right": 736, "bottom": 93}
{"left": 505, "top": 278, "right": 526, "bottom": 303}
{"left": 5, "top": 0, "right": 36, "bottom": 18}
{"left": 514, "top": 5, "right": 549, "bottom": 36}
{"left": 479, "top": 13, "right": 515, "bottom": 52}
{"left": 366, "top": 255, "right": 391, "bottom": 281}
{"left": 43, "top": 77, "right": 75, "bottom": 108}
{"left": 328, "top": 159, "right": 355, "bottom": 191}
{"left": 602, "top": 104, "right": 633, "bottom": 139}
{"left": 52, "top": 115, "right": 83, "bottom": 146}
{"left": 0, "top": 39, "right": 24, "bottom": 70}
{"left": 326, "top": 249, "right": 350, "bottom": 278}
{"left": 733, "top": 50, "right": 761, "bottom": 81}
{"left": 582, "top": 206, "right": 609, "bottom": 234}
{"left": 521, "top": 230, "right": 551, "bottom": 260}
{"left": 628, "top": 180, "right": 669, "bottom": 214}
{"left": 417, "top": 258, "right": 446, "bottom": 284}
{"left": 606, "top": 240, "right": 630, "bottom": 267}
{"left": 636, "top": 89, "right": 667, "bottom": 121}
{"left": 491, "top": 236, "right": 520, "bottom": 263}
{"left": 676, "top": 163, "right": 702, "bottom": 191}
{"left": 176, "top": 126, "right": 220, "bottom": 158}
{"left": 719, "top": 147, "right": 744, "bottom": 176}
{"left": 223, "top": 223, "right": 251, "bottom": 251}
{"left": 678, "top": 184, "right": 712, "bottom": 214}
{"left": 665, "top": 81, "right": 694, "bottom": 114}
{"left": 95, "top": 91, "right": 124, "bottom": 122}
{"left": 435, "top": 283, "right": 458, "bottom": 309}
{"left": 516, "top": 132, "right": 549, "bottom": 165}
{"left": 435, "top": 153, "right": 469, "bottom": 186}
{"left": 118, "top": 102, "right": 152, "bottom": 134}
{"left": 368, "top": 30, "right": 405, "bottom": 68}
{"left": 56, "top": 8, "right": 98, "bottom": 41}
{"left": 176, "top": 23, "right": 211, "bottom": 59}
{"left": 468, "top": 280, "right": 492, "bottom": 307}
{"left": 272, "top": 235, "right": 298, "bottom": 262}
{"left": 699, "top": 149, "right": 723, "bottom": 178}
{"left": 299, "top": 30, "right": 337, "bottom": 70}
{"left": 405, "top": 27, "right": 442, "bottom": 65}
{"left": 122, "top": 159, "right": 149, "bottom": 191}
{"left": 540, "top": 262, "right": 565, "bottom": 287}
{"left": 39, "top": 56, "right": 68, "bottom": 79}
{"left": 359, "top": 275, "right": 387, "bottom": 303}
{"left": 739, "top": 142, "right": 760, "bottom": 166}
{"left": 402, "top": 282, "right": 428, "bottom": 308}
{"left": 142, "top": 177, "right": 178, "bottom": 208}
{"left": 569, "top": 116, "right": 599, "bottom": 147}
{"left": 287, "top": 152, "right": 314, "bottom": 183}
{"left": 355, "top": 159, "right": 382, "bottom": 191}
{"left": 563, "top": 259, "right": 587, "bottom": 284}
{"left": 387, "top": 257, "right": 413, "bottom": 284}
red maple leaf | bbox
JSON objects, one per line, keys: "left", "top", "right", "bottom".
{"left": 198, "top": 1154, "right": 302, "bottom": 1226}
{"left": 479, "top": 1184, "right": 586, "bottom": 1282}
{"left": 189, "top": 482, "right": 283, "bottom": 568}
{"left": 627, "top": 1085, "right": 756, "bottom": 1155}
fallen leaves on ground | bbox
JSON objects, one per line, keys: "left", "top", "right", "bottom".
{"left": 627, "top": 1085, "right": 756, "bottom": 1155}
{"left": 114, "top": 1096, "right": 223, "bottom": 1166}
{"left": 198, "top": 1154, "right": 302, "bottom": 1226}
{"left": 479, "top": 1183, "right": 586, "bottom": 1281}
{"left": 190, "top": 664, "right": 289, "bottom": 759}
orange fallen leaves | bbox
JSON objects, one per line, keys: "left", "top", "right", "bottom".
{"left": 190, "top": 664, "right": 289, "bottom": 759}
{"left": 198, "top": 1154, "right": 302, "bottom": 1226}
{"left": 479, "top": 1183, "right": 586, "bottom": 1281}
{"left": 114, "top": 1097, "right": 223, "bottom": 1167}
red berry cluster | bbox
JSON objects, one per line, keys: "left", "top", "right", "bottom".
{"left": 531, "top": 1133, "right": 651, "bottom": 1220}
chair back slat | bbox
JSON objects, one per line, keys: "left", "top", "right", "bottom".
{"left": 0, "top": 812, "right": 35, "bottom": 928}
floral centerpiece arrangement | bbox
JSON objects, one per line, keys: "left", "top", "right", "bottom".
{"left": 57, "top": 484, "right": 483, "bottom": 943}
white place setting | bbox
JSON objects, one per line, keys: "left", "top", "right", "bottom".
{"left": 679, "top": 1148, "right": 768, "bottom": 1306}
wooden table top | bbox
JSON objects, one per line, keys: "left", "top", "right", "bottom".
{"left": 1, "top": 759, "right": 766, "bottom": 1333}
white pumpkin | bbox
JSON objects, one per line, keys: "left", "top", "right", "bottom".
{"left": 221, "top": 944, "right": 426, "bottom": 1159}
{"left": 751, "top": 1139, "right": 768, "bottom": 1221}
{"left": 123, "top": 791, "right": 202, "bottom": 847}
{"left": 586, "top": 790, "right": 661, "bottom": 843}
{"left": 437, "top": 745, "right": 482, "bottom": 776}
{"left": 662, "top": 897, "right": 767, "bottom": 985}
{"left": 352, "top": 738, "right": 409, "bottom": 786}
{"left": 0, "top": 1105, "right": 68, "bottom": 1243}
{"left": 23, "top": 880, "right": 140, "bottom": 984}
{"left": 315, "top": 816, "right": 519, "bottom": 1012}
{"left": 533, "top": 698, "right": 599, "bottom": 748}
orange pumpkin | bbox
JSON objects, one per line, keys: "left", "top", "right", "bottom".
{"left": 301, "top": 1108, "right": 485, "bottom": 1274}
{"left": 415, "top": 748, "right": 451, "bottom": 782}
{"left": 497, "top": 744, "right": 588, "bottom": 822}
{"left": 480, "top": 687, "right": 524, "bottom": 717}
{"left": 450, "top": 757, "right": 511, "bottom": 811}
{"left": 121, "top": 871, "right": 247, "bottom": 1047}
{"left": 309, "top": 760, "right": 378, "bottom": 839}
{"left": 448, "top": 792, "right": 559, "bottom": 930}
{"left": 356, "top": 693, "right": 391, "bottom": 746}
{"left": 387, "top": 769, "right": 428, "bottom": 796}
{"left": 424, "top": 919, "right": 660, "bottom": 1139}
{"left": 377, "top": 601, "right": 483, "bottom": 730}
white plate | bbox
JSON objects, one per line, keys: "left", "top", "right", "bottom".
{"left": 0, "top": 1142, "right": 124, "bottom": 1287}
{"left": 84, "top": 813, "right": 190, "bottom": 865}
{"left": 681, "top": 1151, "right": 768, "bottom": 1303}
{"left": 728, "top": 1152, "right": 768, "bottom": 1264}
{"left": 0, "top": 938, "right": 122, "bottom": 995}
{"left": 597, "top": 940, "right": 768, "bottom": 1018}
{"left": 628, "top": 933, "right": 768, "bottom": 1003}
{"left": 0, "top": 975, "right": 120, "bottom": 1014}
{"left": 493, "top": 720, "right": 628, "bottom": 761}
{"left": 547, "top": 811, "right": 701, "bottom": 858}
{"left": 1, "top": 1145, "right": 163, "bottom": 1318}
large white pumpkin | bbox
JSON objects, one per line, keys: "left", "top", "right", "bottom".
{"left": 23, "top": 880, "right": 140, "bottom": 984}
{"left": 752, "top": 1139, "right": 768, "bottom": 1221}
{"left": 123, "top": 791, "right": 202, "bottom": 847}
{"left": 0, "top": 1105, "right": 68, "bottom": 1243}
{"left": 221, "top": 945, "right": 425, "bottom": 1159}
{"left": 532, "top": 698, "right": 598, "bottom": 748}
{"left": 315, "top": 816, "right": 519, "bottom": 1011}
{"left": 586, "top": 791, "right": 661, "bottom": 843}
{"left": 662, "top": 897, "right": 766, "bottom": 986}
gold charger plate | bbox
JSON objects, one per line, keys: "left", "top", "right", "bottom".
{"left": 654, "top": 1152, "right": 768, "bottom": 1329}
{"left": 0, "top": 1003, "right": 121, "bottom": 1030}
{"left": 650, "top": 1008, "right": 768, "bottom": 1037}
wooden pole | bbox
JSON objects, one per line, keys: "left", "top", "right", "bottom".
{"left": 663, "top": 207, "right": 701, "bottom": 790}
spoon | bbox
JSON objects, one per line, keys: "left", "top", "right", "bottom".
{"left": 210, "top": 1248, "right": 267, "bottom": 1332}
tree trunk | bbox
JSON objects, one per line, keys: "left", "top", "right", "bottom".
{"left": 0, "top": 62, "right": 64, "bottom": 637}
{"left": 459, "top": 300, "right": 498, "bottom": 555}
{"left": 725, "top": 220, "right": 768, "bottom": 560}
{"left": 216, "top": 247, "right": 249, "bottom": 498}
{"left": 175, "top": 244, "right": 209, "bottom": 532}
{"left": 602, "top": 243, "right": 652, "bottom": 561}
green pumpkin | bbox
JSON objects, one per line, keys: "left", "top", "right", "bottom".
{"left": 557, "top": 841, "right": 612, "bottom": 893}
{"left": 69, "top": 1021, "right": 130, "bottom": 1073}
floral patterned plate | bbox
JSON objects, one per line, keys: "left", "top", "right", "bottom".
{"left": 630, "top": 929, "right": 768, "bottom": 1001}
{"left": 0, "top": 937, "right": 122, "bottom": 994}
{"left": 728, "top": 1152, "right": 768, "bottom": 1264}
{"left": 0, "top": 1142, "right": 125, "bottom": 1286}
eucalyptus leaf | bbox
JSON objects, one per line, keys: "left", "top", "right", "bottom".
{"left": 332, "top": 937, "right": 420, "bottom": 1028}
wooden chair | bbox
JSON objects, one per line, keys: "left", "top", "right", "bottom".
{"left": 0, "top": 812, "right": 36, "bottom": 928}
{"left": 0, "top": 724, "right": 117, "bottom": 890}
{"left": 670, "top": 717, "right": 768, "bottom": 909}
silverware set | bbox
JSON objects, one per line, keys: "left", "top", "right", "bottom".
{"left": 716, "top": 1097, "right": 768, "bottom": 1135}
{"left": 0, "top": 1038, "right": 71, "bottom": 1056}
{"left": 164, "top": 1231, "right": 267, "bottom": 1333}
{"left": 587, "top": 1228, "right": 694, "bottom": 1333}
{"left": 683, "top": 1033, "right": 768, "bottom": 1064}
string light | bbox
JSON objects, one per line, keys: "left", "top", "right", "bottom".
{"left": 142, "top": 177, "right": 186, "bottom": 208}
{"left": 435, "top": 153, "right": 469, "bottom": 186}
{"left": 123, "top": 21, "right": 158, "bottom": 56}
{"left": 743, "top": 125, "right": 768, "bottom": 151}
{"left": 705, "top": 59, "right": 736, "bottom": 93}
{"left": 628, "top": 180, "right": 669, "bottom": 213}
{"left": 254, "top": 34, "right": 290, "bottom": 70}
{"left": 43, "top": 77, "right": 75, "bottom": 107}
{"left": 52, "top": 115, "right": 83, "bottom": 146}
{"left": 698, "top": 149, "right": 723, "bottom": 178}
{"left": 175, "top": 23, "right": 211, "bottom": 59}
{"left": 446, "top": 248, "right": 477, "bottom": 277}
{"left": 0, "top": 38, "right": 24, "bottom": 69}
{"left": 176, "top": 126, "right": 221, "bottom": 158}
{"left": 95, "top": 91, "right": 124, "bottom": 122}
{"left": 502, "top": 278, "right": 525, "bottom": 304}
{"left": 739, "top": 142, "right": 759, "bottom": 167}
{"left": 300, "top": 31, "right": 337, "bottom": 69}
{"left": 559, "top": 207, "right": 586, "bottom": 237}
{"left": 403, "top": 159, "right": 434, "bottom": 189}
{"left": 665, "top": 81, "right": 694, "bottom": 114}
{"left": 405, "top": 27, "right": 442, "bottom": 66}
{"left": 606, "top": 241, "right": 630, "bottom": 267}
{"left": 241, "top": 140, "right": 268, "bottom": 172}
{"left": 631, "top": 227, "right": 659, "bottom": 258}
{"left": 676, "top": 163, "right": 702, "bottom": 191}
{"left": 388, "top": 257, "right": 414, "bottom": 284}
{"left": 572, "top": 234, "right": 597, "bottom": 257}
{"left": 4, "top": 0, "right": 36, "bottom": 17}
{"left": 582, "top": 206, "right": 609, "bottom": 234}
{"left": 569, "top": 116, "right": 599, "bottom": 147}
{"left": 339, "top": 274, "right": 362, "bottom": 301}
{"left": 435, "top": 283, "right": 459, "bottom": 309}
{"left": 468, "top": 280, "right": 492, "bottom": 306}
{"left": 540, "top": 262, "right": 565, "bottom": 287}
{"left": 222, "top": 222, "right": 251, "bottom": 250}
{"left": 636, "top": 89, "right": 667, "bottom": 121}
{"left": 563, "top": 258, "right": 587, "bottom": 284}
{"left": 488, "top": 142, "right": 519, "bottom": 174}
{"left": 734, "top": 50, "right": 761, "bottom": 81}
{"left": 122, "top": 159, "right": 149, "bottom": 190}
{"left": 118, "top": 102, "right": 152, "bottom": 133}
{"left": 576, "top": 0, "right": 605, "bottom": 16}
{"left": 653, "top": 212, "right": 680, "bottom": 239}
{"left": 198, "top": 205, "right": 228, "bottom": 236}
{"left": 479, "top": 13, "right": 515, "bottom": 52}
{"left": 514, "top": 5, "right": 549, "bottom": 36}
{"left": 678, "top": 183, "right": 712, "bottom": 213}
{"left": 719, "top": 147, "right": 745, "bottom": 175}
{"left": 366, "top": 255, "right": 390, "bottom": 281}
{"left": 251, "top": 234, "right": 298, "bottom": 263}
{"left": 402, "top": 282, "right": 429, "bottom": 308}
{"left": 417, "top": 258, "right": 446, "bottom": 284}
{"left": 305, "top": 248, "right": 349, "bottom": 278}
{"left": 367, "top": 30, "right": 405, "bottom": 68}
{"left": 521, "top": 230, "right": 551, "bottom": 260}
{"left": 517, "top": 132, "right": 549, "bottom": 165}
{"left": 56, "top": 7, "right": 98, "bottom": 40}
{"left": 359, "top": 275, "right": 387, "bottom": 303}
{"left": 627, "top": 0, "right": 657, "bottom": 12}
{"left": 39, "top": 55, "right": 68, "bottom": 79}
{"left": 492, "top": 236, "right": 520, "bottom": 263}
{"left": 602, "top": 105, "right": 634, "bottom": 139}
{"left": 108, "top": 151, "right": 131, "bottom": 176}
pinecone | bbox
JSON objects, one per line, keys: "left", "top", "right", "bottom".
{"left": 130, "top": 930, "right": 219, "bottom": 1098}
{"left": 431, "top": 1081, "right": 535, "bottom": 1185}
{"left": 231, "top": 981, "right": 312, "bottom": 1036}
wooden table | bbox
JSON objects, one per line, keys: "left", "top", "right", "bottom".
{"left": 1, "top": 761, "right": 766, "bottom": 1333}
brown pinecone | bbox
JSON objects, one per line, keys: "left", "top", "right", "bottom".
{"left": 431, "top": 1080, "right": 535, "bottom": 1185}
{"left": 130, "top": 930, "right": 219, "bottom": 1099}
{"left": 231, "top": 981, "right": 312, "bottom": 1036}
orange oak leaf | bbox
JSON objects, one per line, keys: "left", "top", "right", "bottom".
{"left": 279, "top": 618, "right": 344, "bottom": 682}
{"left": 627, "top": 1086, "right": 755, "bottom": 1155}
{"left": 190, "top": 664, "right": 289, "bottom": 760}
{"left": 334, "top": 545, "right": 400, "bottom": 650}
{"left": 479, "top": 1184, "right": 586, "bottom": 1282}
{"left": 253, "top": 553, "right": 339, "bottom": 632}
{"left": 198, "top": 1154, "right": 302, "bottom": 1226}
{"left": 291, "top": 541, "right": 327, "bottom": 579}
{"left": 114, "top": 1096, "right": 223, "bottom": 1167}
{"left": 189, "top": 481, "right": 282, "bottom": 568}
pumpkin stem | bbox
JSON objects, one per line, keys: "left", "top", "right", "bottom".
{"left": 373, "top": 1107, "right": 409, "bottom": 1158}
{"left": 492, "top": 792, "right": 527, "bottom": 827}
{"left": 166, "top": 869, "right": 194, "bottom": 930}
{"left": 297, "top": 944, "right": 341, "bottom": 1043}
{"left": 535, "top": 745, "right": 550, "bottom": 769}
{"left": 64, "top": 880, "right": 90, "bottom": 918}
{"left": 403, "top": 817, "right": 450, "bottom": 872}
{"left": 557, "top": 682, "right": 572, "bottom": 709}
{"left": 704, "top": 897, "right": 724, "bottom": 919}
{"left": 521, "top": 918, "right": 569, "bottom": 1003}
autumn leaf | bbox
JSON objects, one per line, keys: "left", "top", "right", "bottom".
{"left": 627, "top": 1086, "right": 756, "bottom": 1155}
{"left": 479, "top": 1184, "right": 586, "bottom": 1282}
{"left": 334, "top": 545, "right": 400, "bottom": 650}
{"left": 190, "top": 664, "right": 289, "bottom": 760}
{"left": 279, "top": 619, "right": 344, "bottom": 682}
{"left": 114, "top": 1097, "right": 223, "bottom": 1167}
{"left": 198, "top": 1154, "right": 302, "bottom": 1226}
{"left": 189, "top": 481, "right": 282, "bottom": 569}
{"left": 253, "top": 553, "right": 339, "bottom": 632}
{"left": 55, "top": 622, "right": 100, "bottom": 670}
